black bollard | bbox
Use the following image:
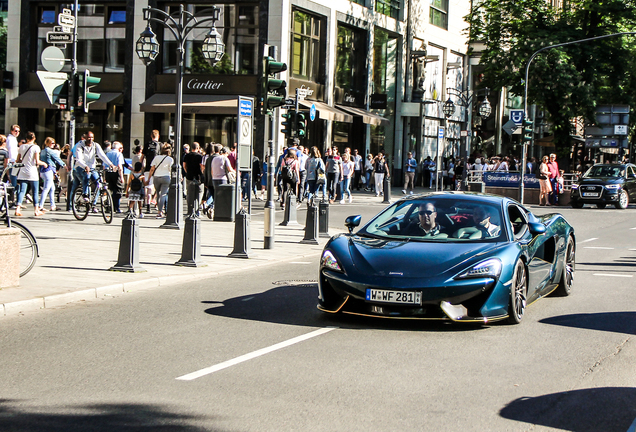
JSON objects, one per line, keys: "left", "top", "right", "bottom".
{"left": 175, "top": 213, "right": 206, "bottom": 267}
{"left": 318, "top": 199, "right": 330, "bottom": 238}
{"left": 301, "top": 202, "right": 319, "bottom": 245}
{"left": 110, "top": 212, "right": 146, "bottom": 273}
{"left": 382, "top": 175, "right": 391, "bottom": 204}
{"left": 280, "top": 190, "right": 299, "bottom": 226}
{"left": 229, "top": 208, "right": 251, "bottom": 258}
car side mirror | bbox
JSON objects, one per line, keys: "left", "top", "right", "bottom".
{"left": 344, "top": 215, "right": 362, "bottom": 234}
{"left": 528, "top": 222, "right": 546, "bottom": 236}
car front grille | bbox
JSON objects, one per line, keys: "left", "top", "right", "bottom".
{"left": 580, "top": 185, "right": 603, "bottom": 194}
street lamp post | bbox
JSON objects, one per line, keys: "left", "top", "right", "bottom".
{"left": 443, "top": 88, "right": 491, "bottom": 190}
{"left": 136, "top": 5, "right": 224, "bottom": 228}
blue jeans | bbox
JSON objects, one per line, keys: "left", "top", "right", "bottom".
{"left": 16, "top": 180, "right": 40, "bottom": 208}
{"left": 40, "top": 169, "right": 56, "bottom": 208}
{"left": 342, "top": 177, "right": 352, "bottom": 199}
{"left": 75, "top": 167, "right": 99, "bottom": 198}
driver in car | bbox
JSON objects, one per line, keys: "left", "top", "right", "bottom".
{"left": 404, "top": 202, "right": 447, "bottom": 237}
{"left": 473, "top": 206, "right": 501, "bottom": 237}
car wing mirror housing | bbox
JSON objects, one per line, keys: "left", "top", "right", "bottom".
{"left": 345, "top": 215, "right": 362, "bottom": 234}
{"left": 528, "top": 222, "right": 546, "bottom": 236}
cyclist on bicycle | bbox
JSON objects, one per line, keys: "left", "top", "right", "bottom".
{"left": 74, "top": 132, "right": 115, "bottom": 202}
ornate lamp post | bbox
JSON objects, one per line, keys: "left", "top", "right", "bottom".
{"left": 136, "top": 5, "right": 224, "bottom": 228}
{"left": 443, "top": 87, "right": 491, "bottom": 190}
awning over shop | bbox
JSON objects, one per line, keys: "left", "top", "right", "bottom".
{"left": 10, "top": 91, "right": 122, "bottom": 110}
{"left": 336, "top": 105, "right": 389, "bottom": 126}
{"left": 140, "top": 94, "right": 239, "bottom": 115}
{"left": 10, "top": 91, "right": 55, "bottom": 109}
{"left": 298, "top": 100, "right": 353, "bottom": 123}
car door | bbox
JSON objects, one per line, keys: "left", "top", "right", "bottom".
{"left": 508, "top": 205, "right": 551, "bottom": 302}
{"left": 626, "top": 166, "right": 636, "bottom": 200}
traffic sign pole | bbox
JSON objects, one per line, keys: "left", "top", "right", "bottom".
{"left": 65, "top": 0, "right": 78, "bottom": 211}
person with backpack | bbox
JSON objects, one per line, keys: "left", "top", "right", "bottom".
{"left": 280, "top": 148, "right": 299, "bottom": 210}
{"left": 125, "top": 162, "right": 146, "bottom": 217}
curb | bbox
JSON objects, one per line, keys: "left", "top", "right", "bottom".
{"left": 1, "top": 251, "right": 322, "bottom": 318}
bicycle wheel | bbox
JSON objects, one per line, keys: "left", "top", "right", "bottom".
{"left": 11, "top": 220, "right": 38, "bottom": 277}
{"left": 72, "top": 188, "right": 90, "bottom": 221}
{"left": 100, "top": 188, "right": 114, "bottom": 224}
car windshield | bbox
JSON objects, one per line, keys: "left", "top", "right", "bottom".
{"left": 357, "top": 197, "right": 505, "bottom": 242}
{"left": 584, "top": 165, "right": 624, "bottom": 178}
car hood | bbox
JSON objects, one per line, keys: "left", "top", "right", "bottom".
{"left": 346, "top": 236, "right": 504, "bottom": 278}
{"left": 579, "top": 177, "right": 622, "bottom": 185}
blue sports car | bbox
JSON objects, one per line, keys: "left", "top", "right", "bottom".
{"left": 318, "top": 192, "right": 575, "bottom": 324}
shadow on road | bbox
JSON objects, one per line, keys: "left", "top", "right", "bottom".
{"left": 500, "top": 387, "right": 636, "bottom": 432}
{"left": 202, "top": 283, "right": 485, "bottom": 333}
{"left": 540, "top": 312, "right": 636, "bottom": 335}
{"left": 0, "top": 400, "right": 222, "bottom": 432}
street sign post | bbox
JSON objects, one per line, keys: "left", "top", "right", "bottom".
{"left": 36, "top": 71, "right": 68, "bottom": 105}
{"left": 58, "top": 13, "right": 75, "bottom": 27}
{"left": 510, "top": 109, "right": 525, "bottom": 125}
{"left": 503, "top": 119, "right": 520, "bottom": 136}
{"left": 310, "top": 104, "right": 316, "bottom": 121}
{"left": 47, "top": 32, "right": 74, "bottom": 44}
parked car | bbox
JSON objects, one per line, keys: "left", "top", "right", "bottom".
{"left": 318, "top": 192, "right": 575, "bottom": 325}
{"left": 570, "top": 163, "right": 636, "bottom": 209}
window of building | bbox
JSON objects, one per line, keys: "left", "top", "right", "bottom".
{"left": 429, "top": 0, "right": 448, "bottom": 30}
{"left": 36, "top": 3, "right": 126, "bottom": 73}
{"left": 375, "top": 0, "right": 400, "bottom": 19}
{"left": 371, "top": 28, "right": 397, "bottom": 156}
{"left": 290, "top": 9, "right": 325, "bottom": 83}
{"left": 161, "top": 3, "right": 259, "bottom": 75}
{"left": 335, "top": 25, "right": 366, "bottom": 95}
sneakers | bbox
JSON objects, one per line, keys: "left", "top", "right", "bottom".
{"left": 402, "top": 189, "right": 407, "bottom": 194}
{"left": 339, "top": 199, "right": 345, "bottom": 204}
{"left": 348, "top": 196, "right": 353, "bottom": 203}
{"left": 409, "top": 191, "right": 414, "bottom": 195}
{"left": 138, "top": 213, "right": 144, "bottom": 219}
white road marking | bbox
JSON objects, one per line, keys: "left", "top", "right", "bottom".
{"left": 290, "top": 261, "right": 312, "bottom": 264}
{"left": 176, "top": 327, "right": 337, "bottom": 381}
{"left": 592, "top": 273, "right": 633, "bottom": 278}
{"left": 583, "top": 247, "right": 614, "bottom": 250}
{"left": 579, "top": 238, "right": 598, "bottom": 244}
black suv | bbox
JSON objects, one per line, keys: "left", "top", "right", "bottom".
{"left": 570, "top": 163, "right": 636, "bottom": 209}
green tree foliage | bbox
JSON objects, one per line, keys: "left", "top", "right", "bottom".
{"left": 467, "top": 0, "right": 636, "bottom": 150}
{"left": 188, "top": 46, "right": 233, "bottom": 74}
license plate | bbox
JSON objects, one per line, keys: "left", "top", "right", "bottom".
{"left": 366, "top": 289, "right": 422, "bottom": 305}
{"left": 582, "top": 192, "right": 599, "bottom": 197}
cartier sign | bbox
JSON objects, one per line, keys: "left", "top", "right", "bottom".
{"left": 157, "top": 74, "right": 258, "bottom": 95}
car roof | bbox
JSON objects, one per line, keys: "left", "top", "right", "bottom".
{"left": 400, "top": 191, "right": 513, "bottom": 207}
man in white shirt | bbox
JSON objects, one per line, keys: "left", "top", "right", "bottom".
{"left": 74, "top": 131, "right": 115, "bottom": 200}
{"left": 6, "top": 124, "right": 20, "bottom": 189}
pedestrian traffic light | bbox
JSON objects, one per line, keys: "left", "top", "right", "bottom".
{"left": 281, "top": 109, "right": 295, "bottom": 138}
{"left": 296, "top": 112, "right": 307, "bottom": 138}
{"left": 262, "top": 56, "right": 287, "bottom": 113}
{"left": 522, "top": 118, "right": 533, "bottom": 143}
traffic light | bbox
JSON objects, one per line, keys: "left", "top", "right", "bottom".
{"left": 281, "top": 110, "right": 295, "bottom": 138}
{"left": 522, "top": 118, "right": 533, "bottom": 143}
{"left": 262, "top": 56, "right": 287, "bottom": 113}
{"left": 83, "top": 70, "right": 101, "bottom": 113}
{"left": 296, "top": 112, "right": 307, "bottom": 138}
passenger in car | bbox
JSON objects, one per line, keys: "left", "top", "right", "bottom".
{"left": 472, "top": 206, "right": 500, "bottom": 237}
{"left": 404, "top": 202, "right": 448, "bottom": 237}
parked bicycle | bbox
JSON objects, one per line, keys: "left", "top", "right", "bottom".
{"left": 72, "top": 167, "right": 114, "bottom": 224}
{"left": 0, "top": 165, "right": 39, "bottom": 277}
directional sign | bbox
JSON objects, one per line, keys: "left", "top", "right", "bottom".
{"left": 503, "top": 119, "right": 520, "bottom": 136}
{"left": 36, "top": 71, "right": 68, "bottom": 105}
{"left": 510, "top": 109, "right": 524, "bottom": 125}
{"left": 310, "top": 104, "right": 316, "bottom": 121}
{"left": 47, "top": 32, "right": 74, "bottom": 44}
{"left": 58, "top": 13, "right": 75, "bottom": 27}
{"left": 438, "top": 127, "right": 444, "bottom": 139}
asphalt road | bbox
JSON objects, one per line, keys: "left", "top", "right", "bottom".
{"left": 1, "top": 202, "right": 635, "bottom": 431}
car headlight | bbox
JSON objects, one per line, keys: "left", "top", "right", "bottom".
{"left": 571, "top": 184, "right": 579, "bottom": 190}
{"left": 321, "top": 250, "right": 343, "bottom": 272}
{"left": 456, "top": 258, "right": 502, "bottom": 279}
{"left": 605, "top": 184, "right": 621, "bottom": 190}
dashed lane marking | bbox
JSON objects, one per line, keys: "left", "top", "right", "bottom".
{"left": 176, "top": 327, "right": 337, "bottom": 381}
{"left": 583, "top": 247, "right": 614, "bottom": 250}
{"left": 579, "top": 238, "right": 598, "bottom": 244}
{"left": 592, "top": 273, "right": 633, "bottom": 278}
{"left": 290, "top": 261, "right": 312, "bottom": 264}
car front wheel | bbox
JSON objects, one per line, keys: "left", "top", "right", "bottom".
{"left": 507, "top": 260, "right": 527, "bottom": 324}
{"left": 615, "top": 190, "right": 629, "bottom": 209}
{"left": 571, "top": 200, "right": 584, "bottom": 209}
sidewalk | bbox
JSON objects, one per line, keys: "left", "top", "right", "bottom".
{"left": 0, "top": 185, "right": 437, "bottom": 317}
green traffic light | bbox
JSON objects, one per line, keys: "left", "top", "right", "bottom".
{"left": 296, "top": 112, "right": 307, "bottom": 137}
{"left": 262, "top": 55, "right": 288, "bottom": 113}
{"left": 522, "top": 119, "right": 533, "bottom": 142}
{"left": 265, "top": 56, "right": 287, "bottom": 75}
{"left": 281, "top": 111, "right": 295, "bottom": 137}
{"left": 83, "top": 69, "right": 101, "bottom": 113}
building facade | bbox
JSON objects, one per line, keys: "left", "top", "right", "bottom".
{"left": 5, "top": 0, "right": 471, "bottom": 179}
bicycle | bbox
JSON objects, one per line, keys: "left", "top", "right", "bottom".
{"left": 0, "top": 166, "right": 39, "bottom": 277}
{"left": 72, "top": 167, "right": 114, "bottom": 224}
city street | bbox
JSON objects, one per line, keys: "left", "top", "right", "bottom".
{"left": 1, "top": 199, "right": 635, "bottom": 431}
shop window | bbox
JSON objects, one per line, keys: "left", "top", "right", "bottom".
{"left": 429, "top": 0, "right": 448, "bottom": 30}
{"left": 375, "top": 0, "right": 400, "bottom": 19}
{"left": 161, "top": 3, "right": 259, "bottom": 75}
{"left": 290, "top": 9, "right": 324, "bottom": 83}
